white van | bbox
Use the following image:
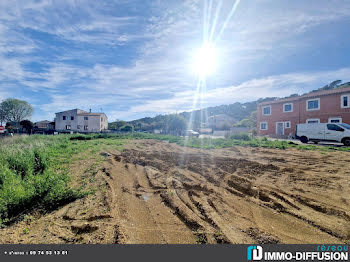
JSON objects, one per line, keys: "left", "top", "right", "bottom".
{"left": 296, "top": 123, "right": 350, "bottom": 146}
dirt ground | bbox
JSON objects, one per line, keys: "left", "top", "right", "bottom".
{"left": 1, "top": 139, "right": 349, "bottom": 244}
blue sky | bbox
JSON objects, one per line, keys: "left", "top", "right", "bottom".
{"left": 1, "top": 0, "right": 350, "bottom": 122}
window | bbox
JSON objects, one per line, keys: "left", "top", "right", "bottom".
{"left": 341, "top": 95, "right": 350, "bottom": 108}
{"left": 306, "top": 98, "right": 320, "bottom": 111}
{"left": 285, "top": 121, "right": 291, "bottom": 128}
{"left": 84, "top": 116, "right": 89, "bottom": 120}
{"left": 339, "top": 123, "right": 350, "bottom": 130}
{"left": 327, "top": 124, "right": 344, "bottom": 132}
{"left": 63, "top": 116, "right": 66, "bottom": 120}
{"left": 66, "top": 125, "right": 71, "bottom": 130}
{"left": 84, "top": 125, "right": 88, "bottom": 130}
{"left": 71, "top": 116, "right": 74, "bottom": 120}
{"left": 306, "top": 119, "right": 320, "bottom": 124}
{"left": 262, "top": 106, "right": 271, "bottom": 116}
{"left": 77, "top": 125, "right": 81, "bottom": 129}
{"left": 260, "top": 122, "right": 268, "bottom": 130}
{"left": 328, "top": 117, "right": 342, "bottom": 123}
{"left": 283, "top": 103, "right": 293, "bottom": 112}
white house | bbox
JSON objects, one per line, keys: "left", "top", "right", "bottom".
{"left": 55, "top": 109, "right": 108, "bottom": 133}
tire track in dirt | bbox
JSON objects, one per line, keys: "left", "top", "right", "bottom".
{"left": 104, "top": 154, "right": 197, "bottom": 243}
{"left": 100, "top": 167, "right": 122, "bottom": 243}
{"left": 113, "top": 141, "right": 349, "bottom": 243}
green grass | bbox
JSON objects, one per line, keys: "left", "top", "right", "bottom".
{"left": 69, "top": 132, "right": 350, "bottom": 152}
{"left": 178, "top": 133, "right": 349, "bottom": 152}
{"left": 0, "top": 134, "right": 126, "bottom": 226}
{"left": 68, "top": 132, "right": 350, "bottom": 152}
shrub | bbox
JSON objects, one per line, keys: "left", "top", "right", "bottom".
{"left": 70, "top": 135, "right": 92, "bottom": 141}
{"left": 230, "top": 132, "right": 251, "bottom": 141}
{"left": 0, "top": 136, "right": 82, "bottom": 225}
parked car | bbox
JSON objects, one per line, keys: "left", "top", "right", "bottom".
{"left": 296, "top": 123, "right": 350, "bottom": 146}
{"left": 186, "top": 130, "right": 200, "bottom": 138}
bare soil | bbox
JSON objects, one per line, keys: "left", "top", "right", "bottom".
{"left": 1, "top": 139, "right": 349, "bottom": 244}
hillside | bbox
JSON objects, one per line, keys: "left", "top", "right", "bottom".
{"left": 115, "top": 97, "right": 277, "bottom": 132}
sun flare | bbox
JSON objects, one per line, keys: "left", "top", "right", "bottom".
{"left": 192, "top": 43, "right": 217, "bottom": 78}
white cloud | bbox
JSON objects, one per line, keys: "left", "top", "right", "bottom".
{"left": 1, "top": 0, "right": 350, "bottom": 122}
{"left": 123, "top": 67, "right": 350, "bottom": 119}
{"left": 0, "top": 0, "right": 142, "bottom": 46}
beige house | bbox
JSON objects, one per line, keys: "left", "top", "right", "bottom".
{"left": 34, "top": 120, "right": 55, "bottom": 129}
{"left": 55, "top": 109, "right": 108, "bottom": 133}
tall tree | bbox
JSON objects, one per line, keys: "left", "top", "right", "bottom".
{"left": 167, "top": 114, "right": 187, "bottom": 135}
{"left": 0, "top": 98, "right": 33, "bottom": 123}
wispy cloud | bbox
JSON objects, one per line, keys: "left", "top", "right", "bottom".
{"left": 0, "top": 0, "right": 142, "bottom": 45}
{"left": 125, "top": 67, "right": 350, "bottom": 117}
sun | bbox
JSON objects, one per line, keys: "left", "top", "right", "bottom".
{"left": 192, "top": 43, "right": 217, "bottom": 78}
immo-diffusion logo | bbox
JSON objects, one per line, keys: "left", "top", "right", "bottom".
{"left": 247, "top": 246, "right": 263, "bottom": 261}
{"left": 247, "top": 245, "right": 349, "bottom": 261}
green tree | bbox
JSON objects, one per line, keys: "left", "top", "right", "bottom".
{"left": 167, "top": 114, "right": 187, "bottom": 135}
{"left": 120, "top": 124, "right": 134, "bottom": 132}
{"left": 235, "top": 110, "right": 257, "bottom": 129}
{"left": 109, "top": 120, "right": 127, "bottom": 130}
{"left": 20, "top": 120, "right": 34, "bottom": 134}
{"left": 0, "top": 98, "right": 33, "bottom": 123}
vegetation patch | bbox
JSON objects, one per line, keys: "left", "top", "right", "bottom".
{"left": 0, "top": 136, "right": 85, "bottom": 226}
{"left": 0, "top": 135, "right": 127, "bottom": 226}
{"left": 71, "top": 132, "right": 350, "bottom": 151}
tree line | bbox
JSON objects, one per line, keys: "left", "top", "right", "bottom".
{"left": 109, "top": 114, "right": 187, "bottom": 135}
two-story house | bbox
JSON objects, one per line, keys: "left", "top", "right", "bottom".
{"left": 55, "top": 109, "right": 108, "bottom": 133}
{"left": 257, "top": 86, "right": 350, "bottom": 137}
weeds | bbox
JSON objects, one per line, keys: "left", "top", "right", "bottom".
{"left": 229, "top": 132, "right": 251, "bottom": 141}
{"left": 23, "top": 227, "right": 29, "bottom": 234}
{"left": 0, "top": 135, "right": 84, "bottom": 226}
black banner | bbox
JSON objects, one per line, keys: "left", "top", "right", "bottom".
{"left": 0, "top": 244, "right": 348, "bottom": 262}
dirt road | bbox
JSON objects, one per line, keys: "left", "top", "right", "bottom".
{"left": 1, "top": 140, "right": 349, "bottom": 244}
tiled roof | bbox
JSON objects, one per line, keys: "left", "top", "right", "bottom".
{"left": 259, "top": 86, "right": 350, "bottom": 106}
{"left": 78, "top": 113, "right": 106, "bottom": 116}
{"left": 55, "top": 108, "right": 107, "bottom": 117}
